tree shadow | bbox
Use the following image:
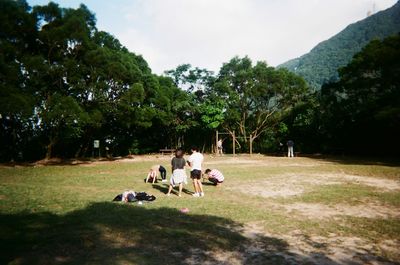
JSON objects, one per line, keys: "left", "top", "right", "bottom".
{"left": 301, "top": 154, "right": 400, "bottom": 167}
{"left": 1, "top": 202, "right": 391, "bottom": 265}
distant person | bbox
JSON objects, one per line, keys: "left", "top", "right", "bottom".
{"left": 145, "top": 165, "right": 167, "bottom": 183}
{"left": 188, "top": 146, "right": 204, "bottom": 197}
{"left": 204, "top": 168, "right": 224, "bottom": 186}
{"left": 217, "top": 139, "right": 223, "bottom": 156}
{"left": 167, "top": 149, "right": 187, "bottom": 197}
{"left": 287, "top": 140, "right": 294, "bottom": 158}
{"left": 279, "top": 142, "right": 284, "bottom": 156}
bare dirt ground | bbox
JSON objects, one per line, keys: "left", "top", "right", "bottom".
{"left": 228, "top": 172, "right": 400, "bottom": 199}
{"left": 214, "top": 155, "right": 400, "bottom": 264}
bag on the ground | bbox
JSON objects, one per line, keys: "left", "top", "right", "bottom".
{"left": 135, "top": 192, "right": 156, "bottom": 201}
{"left": 112, "top": 191, "right": 156, "bottom": 202}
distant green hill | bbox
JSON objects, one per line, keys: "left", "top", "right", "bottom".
{"left": 278, "top": 1, "right": 400, "bottom": 90}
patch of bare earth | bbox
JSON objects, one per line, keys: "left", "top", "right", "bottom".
{"left": 228, "top": 172, "right": 400, "bottom": 199}
{"left": 181, "top": 222, "right": 400, "bottom": 264}
{"left": 284, "top": 202, "right": 400, "bottom": 219}
{"left": 205, "top": 156, "right": 329, "bottom": 168}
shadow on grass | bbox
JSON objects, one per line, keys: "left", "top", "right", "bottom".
{"left": 300, "top": 154, "right": 400, "bottom": 167}
{"left": 0, "top": 202, "right": 370, "bottom": 265}
{"left": 151, "top": 183, "right": 193, "bottom": 196}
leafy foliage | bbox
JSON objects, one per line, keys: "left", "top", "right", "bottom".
{"left": 1, "top": 0, "right": 397, "bottom": 160}
{"left": 316, "top": 34, "right": 400, "bottom": 155}
{"left": 212, "top": 57, "right": 309, "bottom": 151}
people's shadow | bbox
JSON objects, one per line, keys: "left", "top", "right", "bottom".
{"left": 202, "top": 182, "right": 216, "bottom": 186}
{"left": 152, "top": 183, "right": 193, "bottom": 195}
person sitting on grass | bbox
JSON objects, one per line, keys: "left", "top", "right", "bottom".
{"left": 204, "top": 168, "right": 224, "bottom": 186}
{"left": 145, "top": 165, "right": 167, "bottom": 183}
{"left": 167, "top": 148, "right": 187, "bottom": 197}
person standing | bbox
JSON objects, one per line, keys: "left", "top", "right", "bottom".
{"left": 167, "top": 149, "right": 187, "bottom": 197}
{"left": 287, "top": 140, "right": 294, "bottom": 158}
{"left": 188, "top": 146, "right": 204, "bottom": 197}
{"left": 217, "top": 139, "right": 223, "bottom": 156}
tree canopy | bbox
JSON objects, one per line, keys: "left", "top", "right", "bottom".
{"left": 0, "top": 0, "right": 398, "bottom": 161}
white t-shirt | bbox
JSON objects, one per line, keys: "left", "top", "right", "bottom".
{"left": 188, "top": 152, "right": 204, "bottom": 171}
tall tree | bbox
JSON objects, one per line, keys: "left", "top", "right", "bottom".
{"left": 213, "top": 56, "right": 309, "bottom": 151}
{"left": 0, "top": 0, "right": 38, "bottom": 160}
{"left": 319, "top": 34, "right": 400, "bottom": 154}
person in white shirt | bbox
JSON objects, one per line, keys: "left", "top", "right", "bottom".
{"left": 187, "top": 146, "right": 204, "bottom": 197}
{"left": 217, "top": 139, "right": 223, "bottom": 156}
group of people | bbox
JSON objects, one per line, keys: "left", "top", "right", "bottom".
{"left": 145, "top": 146, "right": 224, "bottom": 197}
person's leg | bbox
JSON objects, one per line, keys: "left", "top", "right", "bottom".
{"left": 145, "top": 172, "right": 151, "bottom": 183}
{"left": 167, "top": 184, "right": 173, "bottom": 195}
{"left": 192, "top": 179, "right": 199, "bottom": 194}
{"left": 151, "top": 171, "right": 156, "bottom": 183}
{"left": 178, "top": 183, "right": 183, "bottom": 197}
{"left": 198, "top": 179, "right": 204, "bottom": 196}
{"left": 191, "top": 171, "right": 199, "bottom": 195}
{"left": 160, "top": 168, "right": 166, "bottom": 180}
{"left": 209, "top": 177, "right": 218, "bottom": 185}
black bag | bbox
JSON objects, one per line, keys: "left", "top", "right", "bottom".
{"left": 135, "top": 192, "right": 156, "bottom": 201}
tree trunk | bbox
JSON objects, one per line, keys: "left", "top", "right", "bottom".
{"left": 45, "top": 138, "right": 56, "bottom": 160}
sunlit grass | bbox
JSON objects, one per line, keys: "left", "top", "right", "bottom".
{"left": 1, "top": 155, "right": 399, "bottom": 264}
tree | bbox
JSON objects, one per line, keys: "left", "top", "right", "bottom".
{"left": 213, "top": 56, "right": 309, "bottom": 152}
{"left": 318, "top": 34, "right": 400, "bottom": 155}
{"left": 0, "top": 0, "right": 38, "bottom": 161}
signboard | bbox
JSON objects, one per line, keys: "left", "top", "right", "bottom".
{"left": 93, "top": 140, "right": 100, "bottom": 148}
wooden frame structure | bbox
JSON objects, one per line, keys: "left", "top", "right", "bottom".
{"left": 215, "top": 131, "right": 255, "bottom": 156}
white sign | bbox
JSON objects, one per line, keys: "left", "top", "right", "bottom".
{"left": 93, "top": 140, "right": 100, "bottom": 148}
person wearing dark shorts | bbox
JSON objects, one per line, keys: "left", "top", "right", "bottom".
{"left": 187, "top": 147, "right": 204, "bottom": 197}
{"left": 191, "top": 169, "right": 202, "bottom": 179}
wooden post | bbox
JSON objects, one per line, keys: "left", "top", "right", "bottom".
{"left": 249, "top": 134, "right": 253, "bottom": 156}
{"left": 232, "top": 131, "right": 236, "bottom": 156}
{"left": 215, "top": 131, "right": 219, "bottom": 155}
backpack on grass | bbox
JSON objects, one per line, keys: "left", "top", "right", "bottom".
{"left": 112, "top": 191, "right": 156, "bottom": 202}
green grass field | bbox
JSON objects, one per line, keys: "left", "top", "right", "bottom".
{"left": 1, "top": 155, "right": 399, "bottom": 264}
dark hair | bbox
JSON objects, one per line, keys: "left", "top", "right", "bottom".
{"left": 205, "top": 169, "right": 211, "bottom": 174}
{"left": 191, "top": 146, "right": 198, "bottom": 152}
{"left": 175, "top": 148, "right": 184, "bottom": 158}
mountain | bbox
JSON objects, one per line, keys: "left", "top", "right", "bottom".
{"left": 278, "top": 1, "right": 400, "bottom": 90}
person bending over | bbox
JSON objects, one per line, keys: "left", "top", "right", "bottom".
{"left": 204, "top": 168, "right": 224, "bottom": 186}
{"left": 145, "top": 165, "right": 167, "bottom": 183}
{"left": 167, "top": 149, "right": 187, "bottom": 197}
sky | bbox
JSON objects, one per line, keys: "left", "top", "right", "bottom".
{"left": 27, "top": 0, "right": 398, "bottom": 74}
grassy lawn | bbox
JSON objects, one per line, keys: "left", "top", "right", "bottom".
{"left": 1, "top": 155, "right": 399, "bottom": 264}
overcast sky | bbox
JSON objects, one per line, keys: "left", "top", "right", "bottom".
{"left": 28, "top": 0, "right": 397, "bottom": 74}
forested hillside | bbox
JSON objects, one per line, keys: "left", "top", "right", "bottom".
{"left": 278, "top": 1, "right": 400, "bottom": 90}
